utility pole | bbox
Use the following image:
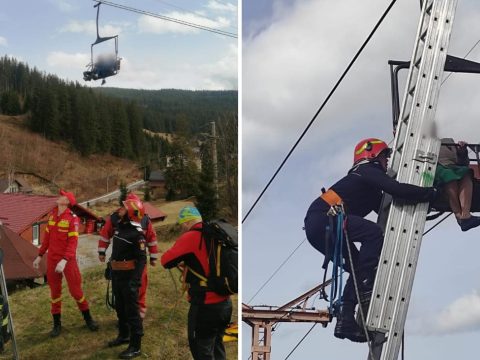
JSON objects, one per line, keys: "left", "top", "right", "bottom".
{"left": 211, "top": 121, "right": 219, "bottom": 199}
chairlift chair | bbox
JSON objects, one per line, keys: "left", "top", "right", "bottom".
{"left": 83, "top": 2, "right": 121, "bottom": 85}
{"left": 387, "top": 57, "right": 480, "bottom": 216}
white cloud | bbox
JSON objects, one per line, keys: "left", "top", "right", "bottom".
{"left": 60, "top": 20, "right": 123, "bottom": 37}
{"left": 93, "top": 48, "right": 236, "bottom": 90}
{"left": 49, "top": 0, "right": 78, "bottom": 13}
{"left": 137, "top": 11, "right": 230, "bottom": 35}
{"left": 206, "top": 1, "right": 237, "bottom": 13}
{"left": 412, "top": 290, "right": 480, "bottom": 335}
{"left": 0, "top": 36, "right": 7, "bottom": 46}
{"left": 201, "top": 44, "right": 238, "bottom": 89}
{"left": 46, "top": 51, "right": 90, "bottom": 70}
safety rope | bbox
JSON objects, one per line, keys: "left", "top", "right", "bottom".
{"left": 342, "top": 212, "right": 375, "bottom": 360}
{"left": 327, "top": 212, "right": 345, "bottom": 314}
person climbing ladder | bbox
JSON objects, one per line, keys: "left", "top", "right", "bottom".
{"left": 304, "top": 138, "right": 438, "bottom": 342}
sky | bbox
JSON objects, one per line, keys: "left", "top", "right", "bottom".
{"left": 0, "top": 0, "right": 237, "bottom": 90}
{"left": 242, "top": 0, "right": 480, "bottom": 359}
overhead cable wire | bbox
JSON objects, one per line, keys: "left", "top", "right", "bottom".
{"left": 247, "top": 238, "right": 307, "bottom": 304}
{"left": 242, "top": 0, "right": 398, "bottom": 223}
{"left": 152, "top": 0, "right": 238, "bottom": 32}
{"left": 94, "top": 0, "right": 238, "bottom": 38}
{"left": 442, "top": 38, "right": 480, "bottom": 84}
{"left": 283, "top": 323, "right": 318, "bottom": 360}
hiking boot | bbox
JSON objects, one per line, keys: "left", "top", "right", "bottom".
{"left": 118, "top": 335, "right": 141, "bottom": 359}
{"left": 334, "top": 304, "right": 367, "bottom": 343}
{"left": 108, "top": 336, "right": 130, "bottom": 348}
{"left": 86, "top": 318, "right": 99, "bottom": 331}
{"left": 82, "top": 310, "right": 99, "bottom": 331}
{"left": 458, "top": 216, "right": 480, "bottom": 232}
{"left": 50, "top": 324, "right": 62, "bottom": 338}
{"left": 50, "top": 314, "right": 62, "bottom": 338}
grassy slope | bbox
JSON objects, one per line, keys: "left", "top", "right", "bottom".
{"left": 0, "top": 115, "right": 141, "bottom": 201}
{"left": 7, "top": 240, "right": 238, "bottom": 359}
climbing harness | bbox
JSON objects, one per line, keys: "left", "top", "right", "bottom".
{"left": 320, "top": 199, "right": 376, "bottom": 358}
{"left": 324, "top": 208, "right": 345, "bottom": 316}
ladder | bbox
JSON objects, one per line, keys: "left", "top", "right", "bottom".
{"left": 365, "top": 1, "right": 458, "bottom": 359}
{"left": 0, "top": 249, "right": 19, "bottom": 359}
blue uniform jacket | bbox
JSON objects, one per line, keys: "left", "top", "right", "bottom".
{"left": 307, "top": 161, "right": 435, "bottom": 217}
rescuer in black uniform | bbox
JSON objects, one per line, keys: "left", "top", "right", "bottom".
{"left": 107, "top": 198, "right": 147, "bottom": 359}
{"left": 304, "top": 138, "right": 438, "bottom": 343}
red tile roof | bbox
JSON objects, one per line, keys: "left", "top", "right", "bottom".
{"left": 0, "top": 193, "right": 100, "bottom": 235}
{"left": 0, "top": 225, "right": 46, "bottom": 280}
{"left": 143, "top": 202, "right": 167, "bottom": 221}
{"left": 0, "top": 194, "right": 57, "bottom": 234}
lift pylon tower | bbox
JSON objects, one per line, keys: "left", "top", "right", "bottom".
{"left": 243, "top": 280, "right": 332, "bottom": 360}
{"left": 366, "top": 1, "right": 458, "bottom": 359}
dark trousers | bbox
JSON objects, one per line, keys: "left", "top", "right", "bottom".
{"left": 304, "top": 211, "right": 384, "bottom": 306}
{"left": 188, "top": 299, "right": 232, "bottom": 360}
{"left": 112, "top": 273, "right": 143, "bottom": 338}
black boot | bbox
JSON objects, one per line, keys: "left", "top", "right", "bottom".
{"left": 118, "top": 335, "right": 141, "bottom": 359}
{"left": 82, "top": 310, "right": 99, "bottom": 331}
{"left": 334, "top": 303, "right": 367, "bottom": 343}
{"left": 50, "top": 314, "right": 62, "bottom": 338}
{"left": 358, "top": 290, "right": 372, "bottom": 321}
{"left": 108, "top": 335, "right": 130, "bottom": 348}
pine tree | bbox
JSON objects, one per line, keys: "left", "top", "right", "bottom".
{"left": 111, "top": 101, "right": 133, "bottom": 158}
{"left": 119, "top": 182, "right": 128, "bottom": 206}
{"left": 0, "top": 91, "right": 22, "bottom": 115}
{"left": 143, "top": 185, "right": 151, "bottom": 201}
{"left": 196, "top": 143, "right": 217, "bottom": 221}
{"left": 164, "top": 136, "right": 199, "bottom": 200}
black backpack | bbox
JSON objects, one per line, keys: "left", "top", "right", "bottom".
{"left": 195, "top": 220, "right": 238, "bottom": 296}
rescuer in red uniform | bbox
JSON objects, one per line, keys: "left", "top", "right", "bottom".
{"left": 161, "top": 207, "right": 232, "bottom": 360}
{"left": 33, "top": 190, "right": 99, "bottom": 337}
{"left": 98, "top": 193, "right": 158, "bottom": 318}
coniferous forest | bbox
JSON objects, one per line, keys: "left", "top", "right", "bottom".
{"left": 0, "top": 56, "right": 237, "bottom": 160}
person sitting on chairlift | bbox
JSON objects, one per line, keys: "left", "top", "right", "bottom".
{"left": 435, "top": 138, "right": 480, "bottom": 231}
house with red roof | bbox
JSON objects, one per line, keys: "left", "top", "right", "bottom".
{"left": 0, "top": 224, "right": 47, "bottom": 281}
{"left": 0, "top": 193, "right": 101, "bottom": 246}
{"left": 143, "top": 202, "right": 167, "bottom": 224}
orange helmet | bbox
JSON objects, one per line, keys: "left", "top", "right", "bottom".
{"left": 353, "top": 138, "right": 391, "bottom": 165}
{"left": 123, "top": 198, "right": 145, "bottom": 223}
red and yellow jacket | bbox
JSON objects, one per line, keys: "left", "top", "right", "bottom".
{"left": 38, "top": 207, "right": 80, "bottom": 261}
{"left": 161, "top": 223, "right": 230, "bottom": 305}
{"left": 98, "top": 211, "right": 158, "bottom": 260}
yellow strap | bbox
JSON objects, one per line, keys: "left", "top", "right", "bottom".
{"left": 51, "top": 296, "right": 62, "bottom": 304}
{"left": 355, "top": 140, "right": 384, "bottom": 155}
{"left": 68, "top": 231, "right": 79, "bottom": 237}
{"left": 185, "top": 266, "right": 208, "bottom": 288}
{"left": 76, "top": 296, "right": 85, "bottom": 303}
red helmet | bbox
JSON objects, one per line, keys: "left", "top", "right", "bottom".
{"left": 123, "top": 199, "right": 145, "bottom": 223}
{"left": 126, "top": 193, "right": 140, "bottom": 202}
{"left": 353, "top": 138, "right": 391, "bottom": 164}
{"left": 59, "top": 189, "right": 76, "bottom": 206}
